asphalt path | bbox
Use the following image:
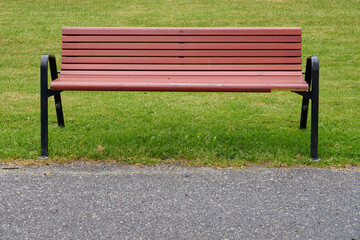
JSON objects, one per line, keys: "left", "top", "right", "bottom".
{"left": 0, "top": 163, "right": 359, "bottom": 240}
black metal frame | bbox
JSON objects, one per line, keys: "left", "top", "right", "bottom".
{"left": 40, "top": 55, "right": 64, "bottom": 158}
{"left": 293, "top": 56, "right": 320, "bottom": 161}
{"left": 39, "top": 55, "right": 319, "bottom": 160}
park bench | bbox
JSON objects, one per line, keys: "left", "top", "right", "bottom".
{"left": 40, "top": 27, "right": 319, "bottom": 160}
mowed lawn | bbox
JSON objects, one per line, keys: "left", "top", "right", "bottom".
{"left": 0, "top": 0, "right": 359, "bottom": 166}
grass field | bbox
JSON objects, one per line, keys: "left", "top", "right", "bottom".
{"left": 1, "top": 0, "right": 359, "bottom": 167}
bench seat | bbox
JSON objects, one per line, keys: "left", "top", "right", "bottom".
{"left": 50, "top": 71, "right": 308, "bottom": 92}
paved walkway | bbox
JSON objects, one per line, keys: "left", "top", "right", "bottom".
{"left": 0, "top": 163, "right": 359, "bottom": 239}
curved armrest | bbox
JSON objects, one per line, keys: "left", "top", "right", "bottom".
{"left": 40, "top": 55, "right": 58, "bottom": 97}
{"left": 41, "top": 55, "right": 58, "bottom": 79}
{"left": 305, "top": 56, "right": 319, "bottom": 90}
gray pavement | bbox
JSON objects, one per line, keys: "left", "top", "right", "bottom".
{"left": 0, "top": 163, "right": 359, "bottom": 240}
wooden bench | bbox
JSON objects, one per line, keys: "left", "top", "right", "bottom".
{"left": 40, "top": 27, "right": 319, "bottom": 160}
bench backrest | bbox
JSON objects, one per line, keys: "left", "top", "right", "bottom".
{"left": 61, "top": 27, "right": 301, "bottom": 72}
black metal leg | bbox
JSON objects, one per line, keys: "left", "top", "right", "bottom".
{"left": 310, "top": 57, "right": 319, "bottom": 161}
{"left": 294, "top": 56, "right": 319, "bottom": 160}
{"left": 40, "top": 56, "right": 49, "bottom": 158}
{"left": 39, "top": 54, "right": 63, "bottom": 158}
{"left": 40, "top": 92, "right": 48, "bottom": 158}
{"left": 311, "top": 93, "right": 319, "bottom": 160}
{"left": 300, "top": 97, "right": 309, "bottom": 129}
{"left": 54, "top": 92, "right": 65, "bottom": 127}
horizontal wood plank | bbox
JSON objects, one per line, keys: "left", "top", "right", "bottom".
{"left": 62, "top": 27, "right": 301, "bottom": 36}
{"left": 61, "top": 64, "right": 302, "bottom": 71}
{"left": 56, "top": 76, "right": 304, "bottom": 82}
{"left": 51, "top": 75, "right": 308, "bottom": 92}
{"left": 62, "top": 35, "right": 301, "bottom": 43}
{"left": 60, "top": 71, "right": 303, "bottom": 76}
{"left": 61, "top": 50, "right": 301, "bottom": 57}
{"left": 62, "top": 43, "right": 302, "bottom": 50}
{"left": 61, "top": 57, "right": 302, "bottom": 64}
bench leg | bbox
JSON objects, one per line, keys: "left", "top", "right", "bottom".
{"left": 300, "top": 97, "right": 309, "bottom": 129}
{"left": 296, "top": 56, "right": 319, "bottom": 160}
{"left": 40, "top": 91, "right": 48, "bottom": 158}
{"left": 40, "top": 56, "right": 49, "bottom": 158}
{"left": 54, "top": 92, "right": 65, "bottom": 127}
{"left": 39, "top": 54, "right": 63, "bottom": 158}
{"left": 310, "top": 57, "right": 319, "bottom": 161}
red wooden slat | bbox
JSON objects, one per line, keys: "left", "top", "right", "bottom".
{"left": 62, "top": 35, "right": 301, "bottom": 43}
{"left": 61, "top": 57, "right": 302, "bottom": 64}
{"left": 61, "top": 50, "right": 301, "bottom": 57}
{"left": 50, "top": 75, "right": 308, "bottom": 92}
{"left": 62, "top": 27, "right": 301, "bottom": 36}
{"left": 58, "top": 75, "right": 305, "bottom": 83}
{"left": 62, "top": 43, "right": 302, "bottom": 50}
{"left": 60, "top": 71, "right": 303, "bottom": 76}
{"left": 61, "top": 64, "right": 302, "bottom": 71}
{"left": 56, "top": 76, "right": 304, "bottom": 82}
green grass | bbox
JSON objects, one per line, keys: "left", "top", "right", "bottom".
{"left": 1, "top": 0, "right": 359, "bottom": 167}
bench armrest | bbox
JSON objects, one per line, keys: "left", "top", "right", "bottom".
{"left": 41, "top": 54, "right": 58, "bottom": 87}
{"left": 41, "top": 55, "right": 60, "bottom": 99}
{"left": 305, "top": 56, "right": 319, "bottom": 90}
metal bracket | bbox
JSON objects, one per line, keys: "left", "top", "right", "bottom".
{"left": 47, "top": 90, "right": 62, "bottom": 98}
{"left": 292, "top": 91, "right": 312, "bottom": 99}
